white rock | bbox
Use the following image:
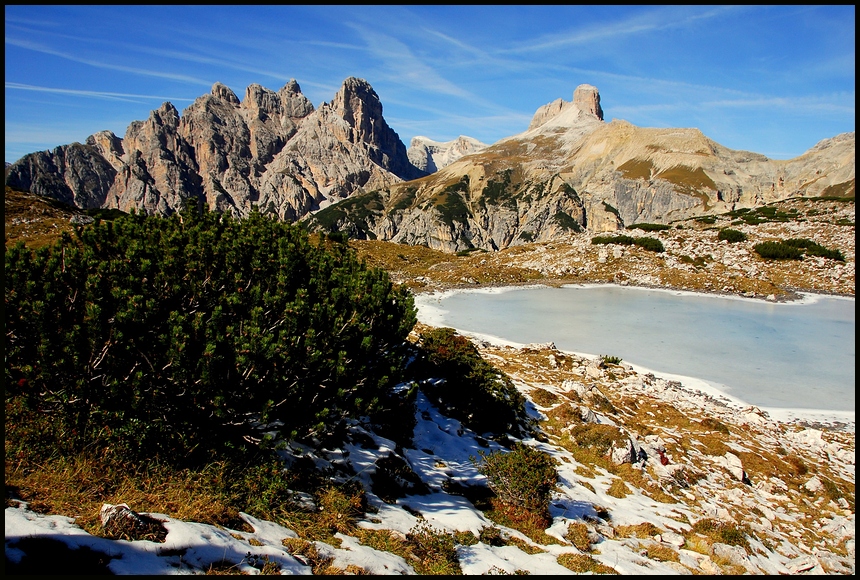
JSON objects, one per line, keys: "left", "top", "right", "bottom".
{"left": 660, "top": 531, "right": 686, "bottom": 547}
{"left": 803, "top": 476, "right": 824, "bottom": 493}
{"left": 722, "top": 452, "right": 746, "bottom": 482}
{"left": 712, "top": 542, "right": 757, "bottom": 573}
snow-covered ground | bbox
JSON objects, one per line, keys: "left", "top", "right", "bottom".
{"left": 6, "top": 381, "right": 854, "bottom": 575}
{"left": 5, "top": 290, "right": 855, "bottom": 575}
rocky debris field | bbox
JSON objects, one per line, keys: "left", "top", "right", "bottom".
{"left": 353, "top": 196, "right": 855, "bottom": 301}
{"left": 467, "top": 333, "right": 855, "bottom": 574}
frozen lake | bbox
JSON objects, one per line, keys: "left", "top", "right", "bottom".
{"left": 415, "top": 284, "right": 855, "bottom": 417}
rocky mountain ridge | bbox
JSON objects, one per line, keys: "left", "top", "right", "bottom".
{"left": 306, "top": 84, "right": 854, "bottom": 252}
{"left": 6, "top": 79, "right": 854, "bottom": 254}
{"left": 6, "top": 77, "right": 426, "bottom": 221}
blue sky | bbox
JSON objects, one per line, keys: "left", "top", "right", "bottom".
{"left": 5, "top": 5, "right": 855, "bottom": 165}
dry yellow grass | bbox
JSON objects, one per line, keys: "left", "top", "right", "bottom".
{"left": 4, "top": 186, "right": 79, "bottom": 249}
{"left": 5, "top": 456, "right": 250, "bottom": 538}
{"left": 557, "top": 552, "right": 618, "bottom": 574}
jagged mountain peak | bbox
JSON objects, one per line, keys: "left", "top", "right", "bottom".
{"left": 406, "top": 135, "right": 489, "bottom": 173}
{"left": 528, "top": 83, "right": 605, "bottom": 131}
{"left": 573, "top": 83, "right": 603, "bottom": 120}
{"left": 5, "top": 76, "right": 422, "bottom": 220}
{"left": 210, "top": 81, "right": 240, "bottom": 105}
{"left": 326, "top": 77, "right": 384, "bottom": 143}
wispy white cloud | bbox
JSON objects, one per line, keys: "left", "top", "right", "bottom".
{"left": 502, "top": 6, "right": 741, "bottom": 54}
{"left": 347, "top": 26, "right": 475, "bottom": 100}
{"left": 703, "top": 97, "right": 855, "bottom": 115}
{"left": 5, "top": 37, "right": 213, "bottom": 86}
{"left": 302, "top": 40, "right": 367, "bottom": 52}
{"left": 344, "top": 24, "right": 535, "bottom": 125}
{"left": 612, "top": 94, "right": 856, "bottom": 120}
{"left": 5, "top": 82, "right": 196, "bottom": 104}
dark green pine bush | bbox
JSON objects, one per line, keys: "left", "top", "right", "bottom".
{"left": 783, "top": 238, "right": 845, "bottom": 261}
{"left": 627, "top": 223, "right": 671, "bottom": 232}
{"left": 717, "top": 228, "right": 747, "bottom": 243}
{"left": 632, "top": 236, "right": 665, "bottom": 253}
{"left": 753, "top": 241, "right": 804, "bottom": 260}
{"left": 591, "top": 235, "right": 664, "bottom": 253}
{"left": 592, "top": 234, "right": 635, "bottom": 246}
{"left": 754, "top": 238, "right": 844, "bottom": 261}
{"left": 415, "top": 327, "right": 529, "bottom": 436}
{"left": 476, "top": 443, "right": 558, "bottom": 515}
{"left": 5, "top": 206, "right": 417, "bottom": 465}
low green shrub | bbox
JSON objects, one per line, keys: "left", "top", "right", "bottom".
{"left": 633, "top": 236, "right": 664, "bottom": 252}
{"left": 727, "top": 205, "right": 800, "bottom": 225}
{"left": 5, "top": 206, "right": 417, "bottom": 465}
{"left": 717, "top": 228, "right": 747, "bottom": 243}
{"left": 475, "top": 442, "right": 559, "bottom": 515}
{"left": 783, "top": 238, "right": 845, "bottom": 261}
{"left": 414, "top": 327, "right": 529, "bottom": 436}
{"left": 754, "top": 238, "right": 844, "bottom": 261}
{"left": 753, "top": 241, "right": 804, "bottom": 260}
{"left": 592, "top": 234, "right": 634, "bottom": 246}
{"left": 627, "top": 223, "right": 670, "bottom": 232}
{"left": 591, "top": 235, "right": 664, "bottom": 253}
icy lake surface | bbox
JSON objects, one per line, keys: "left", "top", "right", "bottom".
{"left": 415, "top": 284, "right": 855, "bottom": 414}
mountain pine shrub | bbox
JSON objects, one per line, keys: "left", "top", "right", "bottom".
{"left": 414, "top": 327, "right": 529, "bottom": 436}
{"left": 476, "top": 443, "right": 558, "bottom": 515}
{"left": 591, "top": 235, "right": 664, "bottom": 253}
{"left": 783, "top": 238, "right": 845, "bottom": 261}
{"left": 627, "top": 223, "right": 670, "bottom": 232}
{"left": 717, "top": 228, "right": 747, "bottom": 243}
{"left": 753, "top": 237, "right": 845, "bottom": 262}
{"left": 5, "top": 206, "right": 417, "bottom": 464}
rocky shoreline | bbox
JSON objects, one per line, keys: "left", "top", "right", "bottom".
{"left": 391, "top": 198, "right": 855, "bottom": 572}
{"left": 412, "top": 322, "right": 856, "bottom": 573}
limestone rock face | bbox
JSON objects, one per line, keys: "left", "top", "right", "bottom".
{"left": 325, "top": 77, "right": 426, "bottom": 182}
{"left": 304, "top": 85, "right": 854, "bottom": 253}
{"left": 6, "top": 142, "right": 116, "bottom": 209}
{"left": 573, "top": 84, "right": 603, "bottom": 120}
{"left": 407, "top": 135, "right": 488, "bottom": 173}
{"left": 106, "top": 101, "right": 202, "bottom": 215}
{"left": 6, "top": 77, "right": 422, "bottom": 221}
{"left": 254, "top": 77, "right": 427, "bottom": 220}
{"left": 528, "top": 98, "right": 575, "bottom": 130}
{"left": 86, "top": 130, "right": 125, "bottom": 171}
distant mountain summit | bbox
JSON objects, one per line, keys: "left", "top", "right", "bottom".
{"left": 6, "top": 77, "right": 426, "bottom": 220}
{"left": 7, "top": 81, "right": 854, "bottom": 254}
{"left": 407, "top": 135, "right": 488, "bottom": 173}
{"left": 305, "top": 84, "right": 854, "bottom": 252}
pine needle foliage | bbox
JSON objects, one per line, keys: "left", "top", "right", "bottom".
{"left": 5, "top": 206, "right": 416, "bottom": 465}
{"left": 414, "top": 327, "right": 529, "bottom": 436}
{"left": 476, "top": 442, "right": 559, "bottom": 516}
